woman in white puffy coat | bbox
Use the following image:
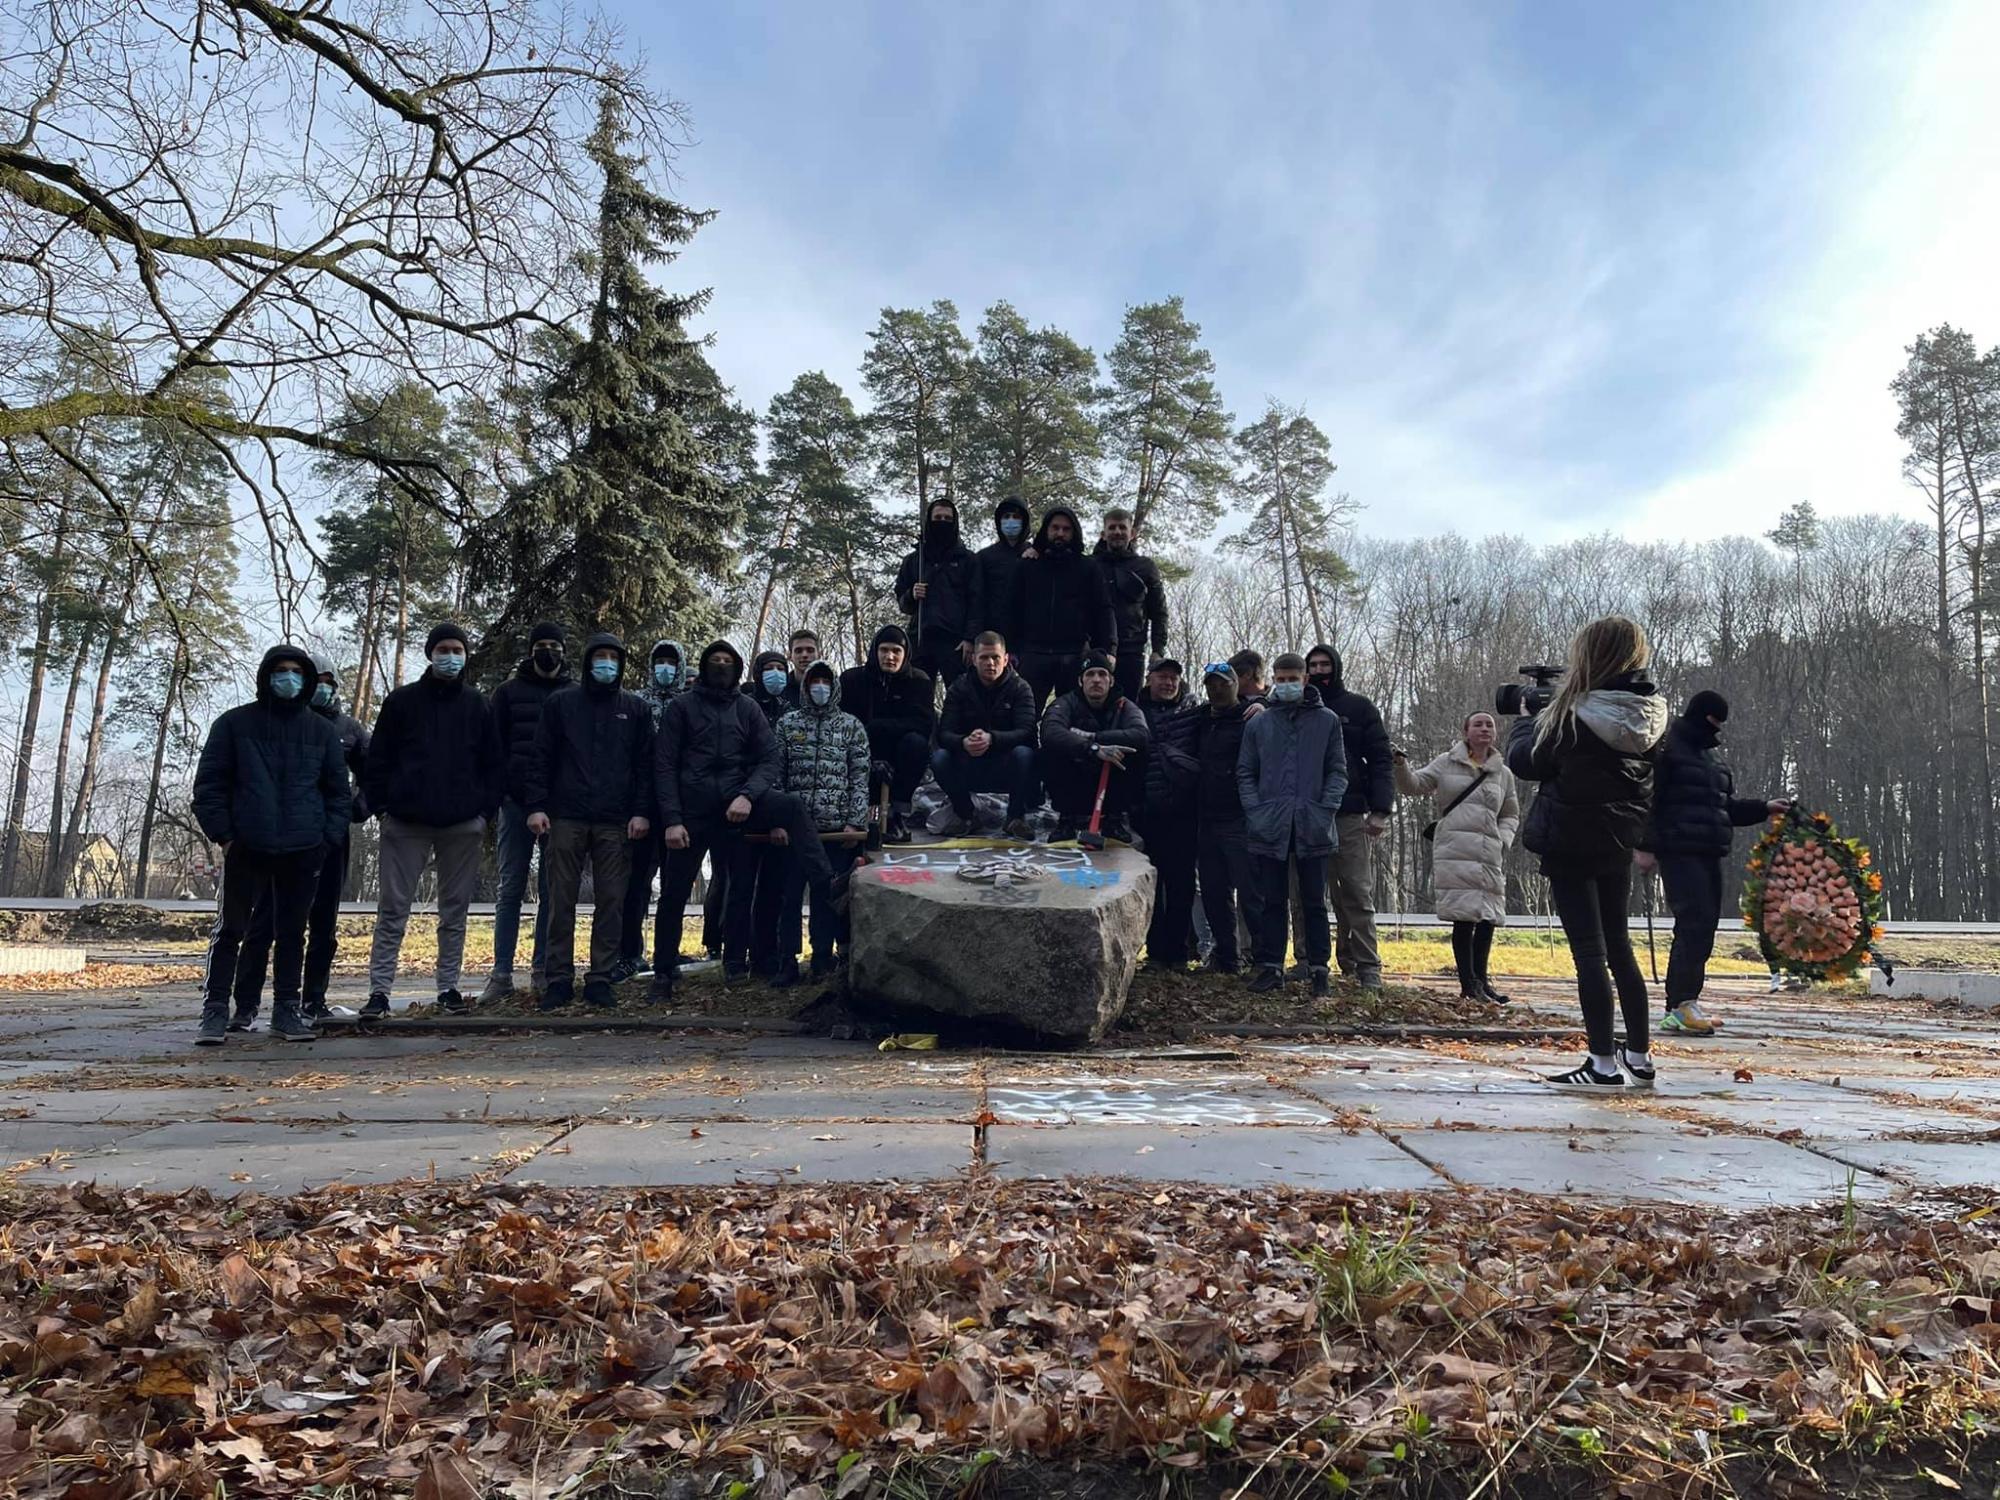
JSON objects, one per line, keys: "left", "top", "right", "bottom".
{"left": 1394, "top": 712, "right": 1520, "bottom": 1003}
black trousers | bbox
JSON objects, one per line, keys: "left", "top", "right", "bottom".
{"left": 657, "top": 795, "right": 831, "bottom": 974}
{"left": 1043, "top": 752, "right": 1141, "bottom": 822}
{"left": 1450, "top": 920, "right": 1495, "bottom": 994}
{"left": 932, "top": 744, "right": 1038, "bottom": 820}
{"left": 701, "top": 861, "right": 727, "bottom": 956}
{"left": 1114, "top": 646, "right": 1147, "bottom": 703}
{"left": 232, "top": 836, "right": 349, "bottom": 1014}
{"left": 1253, "top": 850, "right": 1329, "bottom": 972}
{"left": 619, "top": 825, "right": 666, "bottom": 965}
{"left": 1548, "top": 859, "right": 1650, "bottom": 1057}
{"left": 914, "top": 633, "right": 968, "bottom": 693}
{"left": 874, "top": 731, "right": 933, "bottom": 810}
{"left": 204, "top": 844, "right": 323, "bottom": 1018}
{"left": 1018, "top": 649, "right": 1081, "bottom": 715}
{"left": 782, "top": 838, "right": 861, "bottom": 965}
{"left": 749, "top": 843, "right": 787, "bottom": 974}
{"left": 1659, "top": 853, "right": 1724, "bottom": 1011}
{"left": 1197, "top": 820, "right": 1261, "bottom": 968}
{"left": 1141, "top": 815, "right": 1199, "bottom": 963}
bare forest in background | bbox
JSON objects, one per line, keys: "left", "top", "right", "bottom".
{"left": 3, "top": 1, "right": 1997, "bottom": 919}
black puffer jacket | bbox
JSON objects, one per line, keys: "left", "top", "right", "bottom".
{"left": 1311, "top": 647, "right": 1394, "bottom": 817}
{"left": 310, "top": 654, "right": 371, "bottom": 824}
{"left": 894, "top": 513, "right": 977, "bottom": 644}
{"left": 937, "top": 664, "right": 1037, "bottom": 754}
{"left": 1138, "top": 688, "right": 1199, "bottom": 814}
{"left": 1195, "top": 703, "right": 1254, "bottom": 823}
{"left": 1507, "top": 676, "right": 1669, "bottom": 870}
{"left": 968, "top": 498, "right": 1031, "bottom": 642}
{"left": 364, "top": 663, "right": 505, "bottom": 827}
{"left": 839, "top": 628, "right": 937, "bottom": 760}
{"left": 1041, "top": 687, "right": 1151, "bottom": 763}
{"left": 526, "top": 633, "right": 654, "bottom": 824}
{"left": 1011, "top": 506, "right": 1116, "bottom": 655}
{"left": 193, "top": 645, "right": 351, "bottom": 855}
{"left": 490, "top": 655, "right": 572, "bottom": 805}
{"left": 1641, "top": 713, "right": 1770, "bottom": 858}
{"left": 1093, "top": 542, "right": 1169, "bottom": 655}
{"left": 655, "top": 642, "right": 781, "bottom": 829}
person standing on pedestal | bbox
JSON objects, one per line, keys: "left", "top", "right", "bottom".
{"left": 1093, "top": 508, "right": 1169, "bottom": 703}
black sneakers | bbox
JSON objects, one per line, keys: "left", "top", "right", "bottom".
{"left": 270, "top": 1010, "right": 317, "bottom": 1042}
{"left": 885, "top": 813, "right": 911, "bottom": 844}
{"left": 1102, "top": 814, "right": 1135, "bottom": 845}
{"left": 582, "top": 980, "right": 616, "bottom": 1010}
{"left": 1248, "top": 968, "right": 1283, "bottom": 994}
{"left": 1050, "top": 821, "right": 1078, "bottom": 844}
{"left": 196, "top": 1009, "right": 227, "bottom": 1046}
{"left": 1548, "top": 1060, "right": 1625, "bottom": 1091}
{"left": 770, "top": 959, "right": 802, "bottom": 989}
{"left": 539, "top": 983, "right": 573, "bottom": 1013}
{"left": 360, "top": 991, "right": 391, "bottom": 1019}
{"left": 226, "top": 1008, "right": 258, "bottom": 1033}
{"left": 1309, "top": 969, "right": 1331, "bottom": 998}
{"left": 437, "top": 988, "right": 471, "bottom": 1015}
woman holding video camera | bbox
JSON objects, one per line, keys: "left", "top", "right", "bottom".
{"left": 1394, "top": 712, "right": 1520, "bottom": 1004}
{"left": 1505, "top": 615, "right": 1669, "bottom": 1091}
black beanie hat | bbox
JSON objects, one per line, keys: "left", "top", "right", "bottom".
{"left": 1081, "top": 649, "right": 1116, "bottom": 676}
{"left": 529, "top": 621, "right": 565, "bottom": 646}
{"left": 1685, "top": 690, "right": 1730, "bottom": 724}
{"left": 872, "top": 624, "right": 911, "bottom": 652}
{"left": 425, "top": 622, "right": 469, "bottom": 654}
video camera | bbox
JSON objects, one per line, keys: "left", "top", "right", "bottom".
{"left": 1495, "top": 663, "right": 1563, "bottom": 717}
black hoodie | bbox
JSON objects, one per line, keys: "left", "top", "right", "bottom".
{"left": 1092, "top": 540, "right": 1169, "bottom": 656}
{"left": 839, "top": 626, "right": 937, "bottom": 759}
{"left": 893, "top": 505, "right": 977, "bottom": 644}
{"left": 193, "top": 644, "right": 351, "bottom": 855}
{"left": 654, "top": 640, "right": 781, "bottom": 829}
{"left": 490, "top": 651, "right": 573, "bottom": 805}
{"left": 1307, "top": 646, "right": 1394, "bottom": 818}
{"left": 969, "top": 498, "right": 1032, "bottom": 643}
{"left": 1011, "top": 505, "right": 1116, "bottom": 656}
{"left": 364, "top": 649, "right": 505, "bottom": 827}
{"left": 526, "top": 632, "right": 655, "bottom": 824}
{"left": 1641, "top": 711, "right": 1770, "bottom": 858}
{"left": 309, "top": 653, "right": 371, "bottom": 823}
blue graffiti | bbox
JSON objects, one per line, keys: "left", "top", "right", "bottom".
{"left": 1058, "top": 869, "right": 1120, "bottom": 889}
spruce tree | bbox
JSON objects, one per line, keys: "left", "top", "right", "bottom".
{"left": 480, "top": 89, "right": 744, "bottom": 660}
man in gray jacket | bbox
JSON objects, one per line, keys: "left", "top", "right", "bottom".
{"left": 1237, "top": 651, "right": 1348, "bottom": 997}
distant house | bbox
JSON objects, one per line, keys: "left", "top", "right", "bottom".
{"left": 0, "top": 830, "right": 124, "bottom": 899}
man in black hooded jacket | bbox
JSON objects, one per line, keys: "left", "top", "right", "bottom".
{"left": 1011, "top": 504, "right": 1117, "bottom": 713}
{"left": 191, "top": 644, "right": 351, "bottom": 1045}
{"left": 895, "top": 498, "right": 977, "bottom": 690}
{"left": 1040, "top": 651, "right": 1151, "bottom": 844}
{"left": 1137, "top": 659, "right": 1201, "bottom": 969}
{"left": 1637, "top": 690, "right": 1788, "bottom": 1035}
{"left": 485, "top": 620, "right": 569, "bottom": 1001}
{"left": 1306, "top": 645, "right": 1393, "bottom": 989}
{"left": 651, "top": 641, "right": 832, "bottom": 996}
{"left": 526, "top": 634, "right": 654, "bottom": 1010}
{"left": 839, "top": 624, "right": 936, "bottom": 844}
{"left": 1094, "top": 508, "right": 1170, "bottom": 702}
{"left": 227, "top": 654, "right": 370, "bottom": 1029}
{"left": 968, "top": 496, "right": 1032, "bottom": 645}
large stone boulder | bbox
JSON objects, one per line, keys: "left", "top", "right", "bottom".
{"left": 848, "top": 841, "right": 1154, "bottom": 1045}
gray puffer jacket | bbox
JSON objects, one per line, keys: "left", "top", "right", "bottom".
{"left": 776, "top": 671, "right": 872, "bottom": 833}
{"left": 1235, "top": 685, "right": 1349, "bottom": 859}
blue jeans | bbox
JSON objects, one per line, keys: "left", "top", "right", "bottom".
{"left": 493, "top": 797, "right": 550, "bottom": 977}
{"left": 931, "top": 744, "right": 1037, "bottom": 820}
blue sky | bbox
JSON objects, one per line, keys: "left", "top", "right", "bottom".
{"left": 625, "top": 0, "right": 2000, "bottom": 542}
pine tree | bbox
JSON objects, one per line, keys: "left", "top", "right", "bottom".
{"left": 861, "top": 303, "right": 970, "bottom": 542}
{"left": 480, "top": 89, "right": 743, "bottom": 660}
{"left": 1102, "top": 297, "right": 1235, "bottom": 543}
{"left": 1226, "top": 402, "right": 1356, "bottom": 650}
{"left": 958, "top": 301, "right": 1102, "bottom": 513}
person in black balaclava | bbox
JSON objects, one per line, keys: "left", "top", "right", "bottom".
{"left": 969, "top": 496, "right": 1032, "bottom": 646}
{"left": 190, "top": 644, "right": 351, "bottom": 1045}
{"left": 651, "top": 641, "right": 833, "bottom": 997}
{"left": 1306, "top": 643, "right": 1393, "bottom": 990}
{"left": 1010, "top": 504, "right": 1117, "bottom": 713}
{"left": 485, "top": 621, "right": 570, "bottom": 1001}
{"left": 228, "top": 654, "right": 371, "bottom": 1029}
{"left": 838, "top": 624, "right": 936, "bottom": 844}
{"left": 1637, "top": 689, "right": 1790, "bottom": 1036}
{"left": 894, "top": 497, "right": 977, "bottom": 691}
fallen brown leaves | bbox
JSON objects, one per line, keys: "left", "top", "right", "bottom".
{"left": 1, "top": 1180, "right": 1996, "bottom": 1498}
{"left": 0, "top": 962, "right": 201, "bottom": 993}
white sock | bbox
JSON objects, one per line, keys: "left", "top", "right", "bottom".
{"left": 1590, "top": 1053, "right": 1619, "bottom": 1075}
{"left": 1623, "top": 1048, "right": 1652, "bottom": 1069}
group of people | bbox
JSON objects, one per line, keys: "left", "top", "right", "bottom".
{"left": 190, "top": 505, "right": 1778, "bottom": 1089}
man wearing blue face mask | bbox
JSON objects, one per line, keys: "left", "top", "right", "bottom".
{"left": 525, "top": 634, "right": 654, "bottom": 1010}
{"left": 745, "top": 649, "right": 800, "bottom": 728}
{"left": 363, "top": 622, "right": 505, "bottom": 1019}
{"left": 969, "top": 497, "right": 1032, "bottom": 650}
{"left": 191, "top": 644, "right": 351, "bottom": 1045}
{"left": 612, "top": 638, "right": 689, "bottom": 981}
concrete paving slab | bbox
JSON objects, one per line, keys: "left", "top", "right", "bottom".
{"left": 1399, "top": 1128, "right": 1893, "bottom": 1208}
{"left": 12, "top": 1118, "right": 558, "bottom": 1192}
{"left": 987, "top": 1079, "right": 1333, "bottom": 1126}
{"left": 987, "top": 1123, "right": 1444, "bottom": 1190}
{"left": 0, "top": 1085, "right": 258, "bottom": 1124}
{"left": 1658, "top": 1094, "right": 1993, "bottom": 1141}
{"left": 1353, "top": 1089, "right": 1647, "bottom": 1131}
{"left": 1817, "top": 1141, "right": 2000, "bottom": 1189}
{"left": 1833, "top": 1077, "right": 2000, "bottom": 1113}
{"left": 0, "top": 1120, "right": 149, "bottom": 1168}
{"left": 513, "top": 1121, "right": 971, "bottom": 1186}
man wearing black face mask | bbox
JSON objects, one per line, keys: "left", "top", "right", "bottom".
{"left": 485, "top": 622, "right": 570, "bottom": 1003}
{"left": 1011, "top": 504, "right": 1117, "bottom": 713}
{"left": 651, "top": 641, "right": 833, "bottom": 998}
{"left": 191, "top": 645, "right": 351, "bottom": 1045}
{"left": 1306, "top": 644, "right": 1393, "bottom": 990}
{"left": 895, "top": 498, "right": 976, "bottom": 690}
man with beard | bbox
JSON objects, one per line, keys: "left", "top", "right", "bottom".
{"left": 485, "top": 621, "right": 569, "bottom": 1001}
{"left": 968, "top": 496, "right": 1032, "bottom": 646}
{"left": 1306, "top": 644, "right": 1394, "bottom": 991}
{"left": 1094, "top": 508, "right": 1170, "bottom": 702}
{"left": 895, "top": 498, "right": 976, "bottom": 690}
{"left": 650, "top": 642, "right": 832, "bottom": 999}
{"left": 1011, "top": 505, "right": 1117, "bottom": 713}
{"left": 838, "top": 625, "right": 936, "bottom": 845}
{"left": 1137, "top": 658, "right": 1201, "bottom": 971}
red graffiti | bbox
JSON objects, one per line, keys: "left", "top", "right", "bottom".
{"left": 875, "top": 868, "right": 935, "bottom": 885}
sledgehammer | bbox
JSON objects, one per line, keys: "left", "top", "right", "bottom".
{"left": 1078, "top": 760, "right": 1112, "bottom": 851}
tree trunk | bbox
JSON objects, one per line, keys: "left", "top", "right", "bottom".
{"left": 842, "top": 542, "right": 866, "bottom": 664}
{"left": 1, "top": 515, "right": 69, "bottom": 893}
{"left": 392, "top": 530, "right": 412, "bottom": 688}
{"left": 42, "top": 632, "right": 91, "bottom": 895}
{"left": 752, "top": 489, "right": 802, "bottom": 658}
{"left": 1933, "top": 448, "right": 1959, "bottom": 914}
{"left": 59, "top": 599, "right": 128, "bottom": 892}
{"left": 134, "top": 651, "right": 185, "bottom": 898}
{"left": 353, "top": 572, "right": 383, "bottom": 723}
{"left": 1947, "top": 368, "right": 1997, "bottom": 916}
